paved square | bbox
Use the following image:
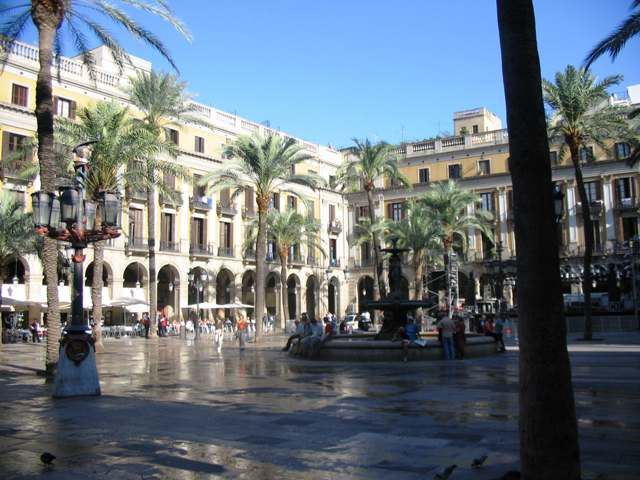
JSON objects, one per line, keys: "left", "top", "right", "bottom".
{"left": 1, "top": 333, "right": 639, "bottom": 479}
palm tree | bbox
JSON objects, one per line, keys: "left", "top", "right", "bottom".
{"left": 497, "top": 1, "right": 581, "bottom": 477}
{"left": 126, "top": 71, "right": 205, "bottom": 335}
{"left": 337, "top": 139, "right": 409, "bottom": 300}
{"left": 247, "top": 210, "right": 323, "bottom": 329}
{"left": 542, "top": 66, "right": 627, "bottom": 340}
{"left": 0, "top": 191, "right": 36, "bottom": 340}
{"left": 55, "top": 100, "right": 176, "bottom": 347}
{"left": 389, "top": 201, "right": 441, "bottom": 301}
{"left": 585, "top": 1, "right": 640, "bottom": 70}
{"left": 420, "top": 181, "right": 493, "bottom": 311}
{"left": 202, "top": 133, "right": 321, "bottom": 339}
{"left": 1, "top": 0, "right": 190, "bottom": 375}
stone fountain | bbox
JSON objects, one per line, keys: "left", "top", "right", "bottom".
{"left": 366, "top": 239, "right": 433, "bottom": 338}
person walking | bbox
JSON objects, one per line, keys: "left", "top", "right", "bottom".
{"left": 437, "top": 315, "right": 456, "bottom": 360}
{"left": 142, "top": 313, "right": 150, "bottom": 338}
{"left": 453, "top": 316, "right": 466, "bottom": 359}
{"left": 494, "top": 315, "right": 507, "bottom": 352}
{"left": 237, "top": 314, "right": 248, "bottom": 350}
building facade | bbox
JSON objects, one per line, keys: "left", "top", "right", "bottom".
{"left": 2, "top": 39, "right": 638, "bottom": 328}
{"left": 0, "top": 41, "right": 349, "bottom": 328}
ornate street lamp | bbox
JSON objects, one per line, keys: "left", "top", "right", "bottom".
{"left": 188, "top": 269, "right": 209, "bottom": 340}
{"left": 31, "top": 141, "right": 121, "bottom": 398}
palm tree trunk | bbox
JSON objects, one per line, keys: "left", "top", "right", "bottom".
{"left": 413, "top": 252, "right": 423, "bottom": 301}
{"left": 443, "top": 238, "right": 452, "bottom": 312}
{"left": 279, "top": 248, "right": 289, "bottom": 331}
{"left": 91, "top": 240, "right": 104, "bottom": 351}
{"left": 147, "top": 183, "right": 157, "bottom": 336}
{"left": 497, "top": 2, "right": 581, "bottom": 478}
{"left": 366, "top": 188, "right": 385, "bottom": 300}
{"left": 255, "top": 196, "right": 269, "bottom": 338}
{"left": 569, "top": 143, "right": 594, "bottom": 341}
{"left": 34, "top": 19, "right": 62, "bottom": 377}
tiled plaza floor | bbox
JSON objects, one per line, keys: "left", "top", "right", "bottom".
{"left": 0, "top": 332, "right": 639, "bottom": 479}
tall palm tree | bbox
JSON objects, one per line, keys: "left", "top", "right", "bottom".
{"left": 247, "top": 210, "right": 324, "bottom": 330}
{"left": 389, "top": 201, "right": 441, "bottom": 301}
{"left": 126, "top": 71, "right": 205, "bottom": 335}
{"left": 55, "top": 101, "right": 176, "bottom": 347}
{"left": 202, "top": 133, "right": 321, "bottom": 339}
{"left": 542, "top": 66, "right": 627, "bottom": 340}
{"left": 337, "top": 138, "right": 409, "bottom": 300}
{"left": 1, "top": 0, "right": 190, "bottom": 375}
{"left": 420, "top": 181, "right": 493, "bottom": 311}
{"left": 0, "top": 191, "right": 36, "bottom": 340}
{"left": 497, "top": 1, "right": 581, "bottom": 477}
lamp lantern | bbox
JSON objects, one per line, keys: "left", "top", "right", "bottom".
{"left": 49, "top": 196, "right": 62, "bottom": 231}
{"left": 99, "top": 192, "right": 120, "bottom": 227}
{"left": 31, "top": 191, "right": 53, "bottom": 229}
{"left": 60, "top": 187, "right": 79, "bottom": 225}
{"left": 84, "top": 201, "right": 97, "bottom": 230}
{"left": 188, "top": 271, "right": 195, "bottom": 283}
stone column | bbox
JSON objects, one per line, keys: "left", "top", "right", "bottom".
{"left": 497, "top": 188, "right": 509, "bottom": 255}
{"left": 566, "top": 181, "right": 578, "bottom": 245}
{"left": 601, "top": 175, "right": 616, "bottom": 246}
{"left": 467, "top": 203, "right": 476, "bottom": 259}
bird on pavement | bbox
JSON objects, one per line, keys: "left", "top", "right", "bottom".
{"left": 434, "top": 464, "right": 457, "bottom": 480}
{"left": 40, "top": 452, "right": 56, "bottom": 465}
{"left": 471, "top": 454, "right": 488, "bottom": 468}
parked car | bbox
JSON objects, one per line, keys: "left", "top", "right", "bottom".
{"left": 341, "top": 314, "right": 359, "bottom": 333}
{"left": 358, "top": 314, "right": 372, "bottom": 331}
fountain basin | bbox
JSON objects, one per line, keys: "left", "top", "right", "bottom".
{"left": 311, "top": 334, "right": 498, "bottom": 362}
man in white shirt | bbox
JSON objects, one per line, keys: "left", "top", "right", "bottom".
{"left": 436, "top": 316, "right": 456, "bottom": 360}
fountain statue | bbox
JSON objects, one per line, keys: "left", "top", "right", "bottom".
{"left": 365, "top": 238, "right": 433, "bottom": 338}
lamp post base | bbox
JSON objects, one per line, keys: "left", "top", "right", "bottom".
{"left": 52, "top": 333, "right": 101, "bottom": 398}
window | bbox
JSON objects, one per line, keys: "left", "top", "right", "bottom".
{"left": 579, "top": 146, "right": 594, "bottom": 162}
{"left": 472, "top": 125, "right": 479, "bottom": 134}
{"left": 288, "top": 195, "right": 297, "bottom": 211}
{"left": 220, "top": 221, "right": 233, "bottom": 248}
{"left": 191, "top": 217, "right": 206, "bottom": 246}
{"left": 478, "top": 160, "right": 491, "bottom": 176}
{"left": 622, "top": 217, "right": 638, "bottom": 241}
{"left": 11, "top": 84, "right": 28, "bottom": 107}
{"left": 358, "top": 206, "right": 369, "bottom": 221}
{"left": 195, "top": 136, "right": 205, "bottom": 153}
{"left": 549, "top": 151, "right": 558, "bottom": 165}
{"left": 615, "top": 142, "right": 631, "bottom": 160}
{"left": 245, "top": 187, "right": 255, "bottom": 213}
{"left": 3, "top": 133, "right": 27, "bottom": 172}
{"left": 307, "top": 200, "right": 315, "bottom": 218}
{"left": 479, "top": 192, "right": 494, "bottom": 213}
{"left": 161, "top": 213, "right": 174, "bottom": 242}
{"left": 164, "top": 172, "right": 175, "bottom": 190}
{"left": 361, "top": 242, "right": 371, "bottom": 261}
{"left": 584, "top": 181, "right": 600, "bottom": 203}
{"left": 165, "top": 128, "right": 179, "bottom": 145}
{"left": 129, "top": 208, "right": 143, "bottom": 240}
{"left": 54, "top": 97, "right": 76, "bottom": 119}
{"left": 329, "top": 238, "right": 337, "bottom": 263}
{"left": 615, "top": 177, "right": 635, "bottom": 202}
{"left": 270, "top": 192, "right": 280, "bottom": 210}
{"left": 329, "top": 204, "right": 336, "bottom": 222}
{"left": 7, "top": 132, "right": 25, "bottom": 153}
{"left": 193, "top": 175, "right": 207, "bottom": 198}
{"left": 448, "top": 164, "right": 461, "bottom": 180}
{"left": 290, "top": 163, "right": 296, "bottom": 175}
{"left": 389, "top": 202, "right": 403, "bottom": 221}
{"left": 418, "top": 168, "right": 429, "bottom": 184}
{"left": 267, "top": 240, "right": 276, "bottom": 260}
{"left": 329, "top": 175, "right": 336, "bottom": 188}
{"left": 220, "top": 187, "right": 231, "bottom": 207}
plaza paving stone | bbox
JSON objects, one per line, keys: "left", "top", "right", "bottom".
{"left": 0, "top": 332, "right": 639, "bottom": 479}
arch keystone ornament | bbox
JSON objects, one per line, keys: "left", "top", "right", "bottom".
{"left": 32, "top": 143, "right": 121, "bottom": 398}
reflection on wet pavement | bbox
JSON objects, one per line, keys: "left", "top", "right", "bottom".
{"left": 0, "top": 333, "right": 639, "bottom": 479}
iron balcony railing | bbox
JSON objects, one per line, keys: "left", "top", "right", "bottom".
{"left": 189, "top": 196, "right": 213, "bottom": 210}
{"left": 189, "top": 243, "right": 215, "bottom": 256}
{"left": 127, "top": 237, "right": 147, "bottom": 250}
{"left": 218, "top": 246, "right": 235, "bottom": 257}
{"left": 217, "top": 202, "right": 237, "bottom": 216}
{"left": 160, "top": 240, "right": 180, "bottom": 252}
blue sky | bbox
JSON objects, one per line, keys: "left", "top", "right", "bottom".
{"left": 16, "top": 0, "right": 640, "bottom": 147}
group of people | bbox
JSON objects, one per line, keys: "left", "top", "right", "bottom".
{"left": 282, "top": 312, "right": 334, "bottom": 357}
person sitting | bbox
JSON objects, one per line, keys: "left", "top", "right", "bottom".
{"left": 300, "top": 318, "right": 324, "bottom": 357}
{"left": 399, "top": 317, "right": 419, "bottom": 362}
{"left": 282, "top": 315, "right": 308, "bottom": 352}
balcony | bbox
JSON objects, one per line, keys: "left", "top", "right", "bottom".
{"left": 189, "top": 242, "right": 214, "bottom": 256}
{"left": 616, "top": 197, "right": 638, "bottom": 212}
{"left": 126, "top": 237, "right": 147, "bottom": 252}
{"left": 217, "top": 202, "right": 237, "bottom": 217}
{"left": 126, "top": 189, "right": 148, "bottom": 202}
{"left": 329, "top": 258, "right": 341, "bottom": 268}
{"left": 159, "top": 191, "right": 183, "bottom": 207}
{"left": 307, "top": 255, "right": 318, "bottom": 266}
{"left": 576, "top": 200, "right": 603, "bottom": 220}
{"left": 355, "top": 258, "right": 375, "bottom": 268}
{"left": 218, "top": 246, "right": 235, "bottom": 258}
{"left": 243, "top": 249, "right": 256, "bottom": 261}
{"left": 160, "top": 240, "right": 180, "bottom": 252}
{"left": 242, "top": 208, "right": 257, "bottom": 220}
{"left": 328, "top": 219, "right": 342, "bottom": 235}
{"left": 189, "top": 196, "right": 213, "bottom": 211}
{"left": 266, "top": 253, "right": 276, "bottom": 262}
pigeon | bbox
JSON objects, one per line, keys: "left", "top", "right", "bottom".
{"left": 434, "top": 464, "right": 457, "bottom": 480}
{"left": 40, "top": 452, "right": 56, "bottom": 465}
{"left": 471, "top": 454, "right": 488, "bottom": 468}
